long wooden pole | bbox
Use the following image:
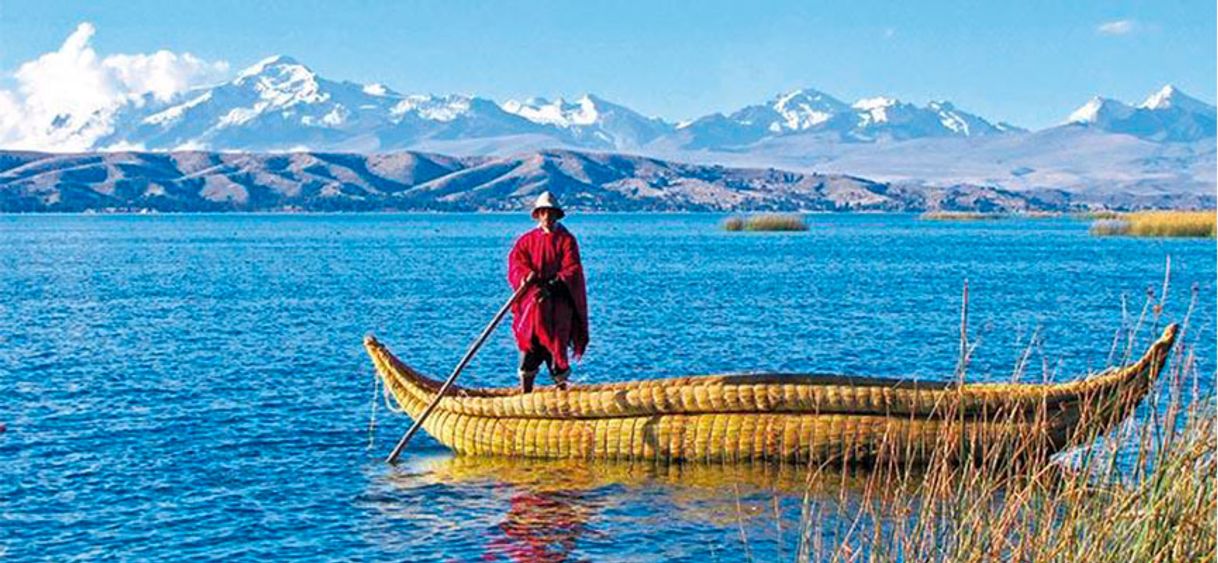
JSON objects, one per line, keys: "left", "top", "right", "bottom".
{"left": 955, "top": 278, "right": 969, "bottom": 382}
{"left": 385, "top": 281, "right": 530, "bottom": 464}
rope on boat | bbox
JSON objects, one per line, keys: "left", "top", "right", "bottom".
{"left": 367, "top": 367, "right": 380, "bottom": 451}
{"left": 367, "top": 365, "right": 409, "bottom": 450}
{"left": 381, "top": 374, "right": 406, "bottom": 414}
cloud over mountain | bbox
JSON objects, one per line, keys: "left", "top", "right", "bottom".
{"left": 0, "top": 22, "right": 229, "bottom": 151}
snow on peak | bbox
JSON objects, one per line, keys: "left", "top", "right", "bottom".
{"left": 391, "top": 94, "right": 473, "bottom": 122}
{"left": 852, "top": 97, "right": 904, "bottom": 126}
{"left": 773, "top": 88, "right": 846, "bottom": 108}
{"left": 238, "top": 55, "right": 305, "bottom": 78}
{"left": 852, "top": 96, "right": 900, "bottom": 111}
{"left": 362, "top": 83, "right": 393, "bottom": 97}
{"left": 1141, "top": 84, "right": 1180, "bottom": 110}
{"left": 501, "top": 95, "right": 602, "bottom": 128}
{"left": 769, "top": 88, "right": 848, "bottom": 130}
{"left": 928, "top": 101, "right": 970, "bottom": 134}
{"left": 1061, "top": 87, "right": 1215, "bottom": 141}
{"left": 1139, "top": 84, "right": 1215, "bottom": 117}
{"left": 232, "top": 55, "right": 326, "bottom": 108}
{"left": 1067, "top": 96, "right": 1133, "bottom": 124}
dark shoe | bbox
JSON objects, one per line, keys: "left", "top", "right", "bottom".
{"left": 519, "top": 370, "right": 537, "bottom": 394}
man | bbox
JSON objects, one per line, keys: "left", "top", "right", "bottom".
{"left": 507, "top": 191, "right": 589, "bottom": 393}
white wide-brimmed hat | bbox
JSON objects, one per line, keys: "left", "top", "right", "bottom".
{"left": 531, "top": 191, "right": 565, "bottom": 219}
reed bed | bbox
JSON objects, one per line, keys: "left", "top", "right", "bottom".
{"left": 784, "top": 295, "right": 1215, "bottom": 562}
{"left": 919, "top": 211, "right": 1007, "bottom": 221}
{"left": 1089, "top": 218, "right": 1130, "bottom": 236}
{"left": 1089, "top": 211, "right": 1217, "bottom": 238}
{"left": 791, "top": 396, "right": 1214, "bottom": 562}
{"left": 723, "top": 214, "right": 808, "bottom": 232}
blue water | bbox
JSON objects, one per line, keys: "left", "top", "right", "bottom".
{"left": 1, "top": 214, "right": 1213, "bottom": 561}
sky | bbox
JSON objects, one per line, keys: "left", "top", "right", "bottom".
{"left": 0, "top": 0, "right": 1215, "bottom": 129}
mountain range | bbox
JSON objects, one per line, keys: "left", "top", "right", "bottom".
{"left": 4, "top": 148, "right": 1209, "bottom": 213}
{"left": 3, "top": 55, "right": 1215, "bottom": 205}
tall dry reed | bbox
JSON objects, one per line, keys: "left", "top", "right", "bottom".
{"left": 787, "top": 286, "right": 1214, "bottom": 562}
{"left": 1091, "top": 211, "right": 1216, "bottom": 238}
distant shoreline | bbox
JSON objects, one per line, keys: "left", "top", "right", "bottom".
{"left": 3, "top": 149, "right": 1213, "bottom": 214}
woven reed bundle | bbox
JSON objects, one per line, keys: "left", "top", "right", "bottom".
{"left": 365, "top": 324, "right": 1176, "bottom": 464}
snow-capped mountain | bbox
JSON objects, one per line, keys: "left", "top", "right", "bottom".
{"left": 673, "top": 88, "right": 856, "bottom": 148}
{"left": 500, "top": 94, "right": 673, "bottom": 149}
{"left": 98, "top": 55, "right": 550, "bottom": 152}
{"left": 2, "top": 51, "right": 1212, "bottom": 200}
{"left": 722, "top": 88, "right": 854, "bottom": 136}
{"left": 1141, "top": 84, "right": 1216, "bottom": 116}
{"left": 101, "top": 55, "right": 396, "bottom": 150}
{"left": 1067, "top": 96, "right": 1134, "bottom": 126}
{"left": 44, "top": 56, "right": 1215, "bottom": 156}
{"left": 673, "top": 88, "right": 1008, "bottom": 148}
{"left": 850, "top": 97, "right": 1007, "bottom": 140}
{"left": 94, "top": 56, "right": 683, "bottom": 153}
{"left": 1065, "top": 85, "right": 1216, "bottom": 142}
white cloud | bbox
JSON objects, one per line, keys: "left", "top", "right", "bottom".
{"left": 0, "top": 22, "right": 229, "bottom": 151}
{"left": 1096, "top": 19, "right": 1136, "bottom": 35}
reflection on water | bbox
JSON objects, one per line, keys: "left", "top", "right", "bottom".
{"left": 486, "top": 490, "right": 594, "bottom": 562}
{"left": 363, "top": 454, "right": 899, "bottom": 562}
{"left": 365, "top": 452, "right": 1114, "bottom": 562}
{"left": 412, "top": 455, "right": 881, "bottom": 497}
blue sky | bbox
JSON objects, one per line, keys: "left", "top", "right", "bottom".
{"left": 1, "top": 0, "right": 1214, "bottom": 128}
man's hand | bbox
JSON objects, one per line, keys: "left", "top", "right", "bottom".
{"left": 535, "top": 278, "right": 566, "bottom": 303}
{"left": 534, "top": 278, "right": 551, "bottom": 302}
{"left": 521, "top": 271, "right": 537, "bottom": 289}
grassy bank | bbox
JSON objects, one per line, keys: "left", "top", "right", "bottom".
{"left": 723, "top": 214, "right": 808, "bottom": 231}
{"left": 1090, "top": 211, "right": 1217, "bottom": 238}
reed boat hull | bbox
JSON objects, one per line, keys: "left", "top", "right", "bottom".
{"left": 365, "top": 324, "right": 1177, "bottom": 465}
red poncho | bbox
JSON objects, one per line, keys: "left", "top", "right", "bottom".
{"left": 507, "top": 224, "right": 589, "bottom": 370}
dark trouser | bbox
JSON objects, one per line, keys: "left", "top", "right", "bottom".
{"left": 518, "top": 337, "right": 570, "bottom": 392}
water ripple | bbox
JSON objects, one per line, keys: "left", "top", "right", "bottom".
{"left": 1, "top": 214, "right": 1213, "bottom": 560}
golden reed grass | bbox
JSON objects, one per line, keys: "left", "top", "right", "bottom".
{"left": 723, "top": 214, "right": 809, "bottom": 232}
{"left": 1091, "top": 211, "right": 1216, "bottom": 238}
{"left": 721, "top": 214, "right": 808, "bottom": 231}
{"left": 784, "top": 289, "right": 1214, "bottom": 562}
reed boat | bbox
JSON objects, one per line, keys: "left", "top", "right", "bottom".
{"left": 365, "top": 324, "right": 1178, "bottom": 465}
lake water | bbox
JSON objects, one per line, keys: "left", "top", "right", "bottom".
{"left": 2, "top": 214, "right": 1214, "bottom": 560}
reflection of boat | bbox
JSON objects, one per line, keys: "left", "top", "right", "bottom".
{"left": 401, "top": 455, "right": 883, "bottom": 534}
{"left": 413, "top": 455, "right": 875, "bottom": 498}
{"left": 364, "top": 325, "right": 1177, "bottom": 464}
